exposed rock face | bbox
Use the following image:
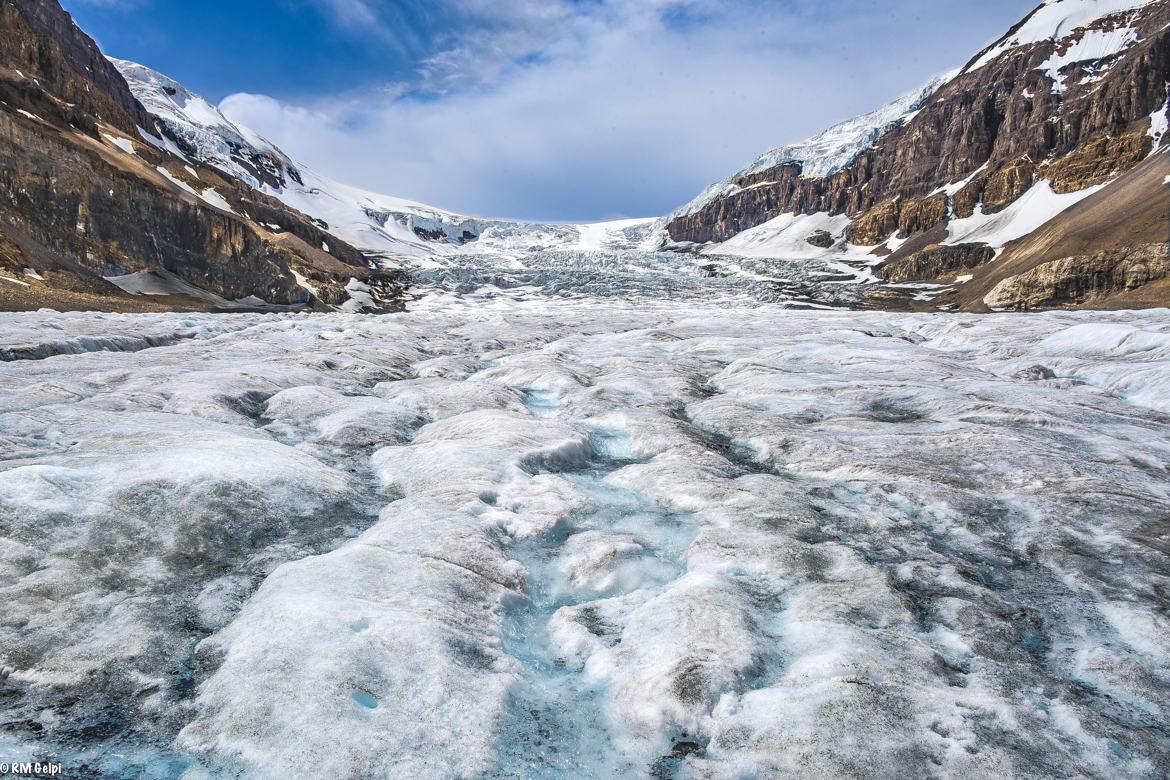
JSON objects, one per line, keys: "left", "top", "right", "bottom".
{"left": 896, "top": 194, "right": 949, "bottom": 236}
{"left": 983, "top": 243, "right": 1170, "bottom": 309}
{"left": 933, "top": 149, "right": 1170, "bottom": 312}
{"left": 956, "top": 157, "right": 1038, "bottom": 218}
{"left": 1013, "top": 364, "right": 1057, "bottom": 381}
{"left": 806, "top": 230, "right": 835, "bottom": 248}
{"left": 2, "top": 0, "right": 152, "bottom": 134}
{"left": 667, "top": 1, "right": 1170, "bottom": 250}
{"left": 848, "top": 199, "right": 903, "bottom": 247}
{"left": 0, "top": 0, "right": 400, "bottom": 312}
{"left": 880, "top": 244, "right": 996, "bottom": 283}
{"left": 1046, "top": 130, "right": 1153, "bottom": 193}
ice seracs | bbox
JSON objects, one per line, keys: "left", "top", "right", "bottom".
{"left": 112, "top": 58, "right": 292, "bottom": 191}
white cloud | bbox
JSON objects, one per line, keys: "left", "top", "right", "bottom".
{"left": 221, "top": 0, "right": 1035, "bottom": 221}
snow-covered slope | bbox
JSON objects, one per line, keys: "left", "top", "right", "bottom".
{"left": 964, "top": 0, "right": 1152, "bottom": 74}
{"left": 669, "top": 70, "right": 957, "bottom": 223}
{"left": 112, "top": 60, "right": 659, "bottom": 264}
{"left": 112, "top": 58, "right": 293, "bottom": 191}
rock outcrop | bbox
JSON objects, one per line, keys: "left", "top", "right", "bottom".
{"left": 671, "top": 1, "right": 1170, "bottom": 248}
{"left": 1, "top": 0, "right": 151, "bottom": 134}
{"left": 983, "top": 243, "right": 1170, "bottom": 309}
{"left": 932, "top": 149, "right": 1170, "bottom": 312}
{"left": 880, "top": 244, "right": 996, "bottom": 284}
{"left": 806, "top": 230, "right": 835, "bottom": 248}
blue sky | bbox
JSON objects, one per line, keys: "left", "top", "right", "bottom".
{"left": 64, "top": 0, "right": 1035, "bottom": 222}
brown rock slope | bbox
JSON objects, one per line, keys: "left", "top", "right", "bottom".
{"left": 0, "top": 0, "right": 402, "bottom": 312}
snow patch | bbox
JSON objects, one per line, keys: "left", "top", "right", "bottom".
{"left": 102, "top": 133, "right": 136, "bottom": 155}
{"left": 1036, "top": 26, "right": 1139, "bottom": 92}
{"left": 338, "top": 278, "right": 375, "bottom": 313}
{"left": 946, "top": 180, "right": 1106, "bottom": 249}
{"left": 199, "top": 188, "right": 235, "bottom": 214}
{"left": 1148, "top": 92, "right": 1169, "bottom": 149}
{"left": 705, "top": 212, "right": 851, "bottom": 260}
{"left": 155, "top": 165, "right": 199, "bottom": 199}
{"left": 289, "top": 268, "right": 318, "bottom": 299}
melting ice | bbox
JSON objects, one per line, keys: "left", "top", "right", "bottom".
{"left": 1, "top": 296, "right": 1169, "bottom": 778}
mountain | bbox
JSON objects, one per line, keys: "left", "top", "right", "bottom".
{"left": 103, "top": 62, "right": 892, "bottom": 308}
{"left": 666, "top": 71, "right": 958, "bottom": 238}
{"left": 668, "top": 0, "right": 1170, "bottom": 311}
{"left": 112, "top": 60, "right": 661, "bottom": 267}
{"left": 0, "top": 0, "right": 403, "bottom": 313}
{"left": 5, "top": 0, "right": 1166, "bottom": 314}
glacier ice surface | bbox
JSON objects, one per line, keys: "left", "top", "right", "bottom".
{"left": 1, "top": 300, "right": 1169, "bottom": 778}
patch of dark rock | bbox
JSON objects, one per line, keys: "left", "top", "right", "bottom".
{"left": 651, "top": 737, "right": 706, "bottom": 780}
{"left": 448, "top": 636, "right": 496, "bottom": 671}
{"left": 218, "top": 389, "right": 273, "bottom": 426}
{"left": 670, "top": 660, "right": 710, "bottom": 706}
{"left": 1012, "top": 365, "right": 1057, "bottom": 381}
{"left": 806, "top": 230, "right": 835, "bottom": 248}
{"left": 1, "top": 718, "right": 43, "bottom": 734}
{"left": 66, "top": 704, "right": 131, "bottom": 743}
{"left": 576, "top": 605, "right": 616, "bottom": 638}
{"left": 414, "top": 227, "right": 447, "bottom": 242}
{"left": 880, "top": 244, "right": 994, "bottom": 283}
{"left": 0, "top": 333, "right": 195, "bottom": 362}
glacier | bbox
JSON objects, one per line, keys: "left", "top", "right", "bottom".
{"left": 2, "top": 293, "right": 1169, "bottom": 778}
{"left": 105, "top": 58, "right": 955, "bottom": 280}
{"left": 0, "top": 39, "right": 1164, "bottom": 780}
{"left": 110, "top": 59, "right": 665, "bottom": 266}
{"left": 964, "top": 0, "right": 1152, "bottom": 75}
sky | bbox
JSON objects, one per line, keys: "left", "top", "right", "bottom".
{"left": 63, "top": 0, "right": 1036, "bottom": 222}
